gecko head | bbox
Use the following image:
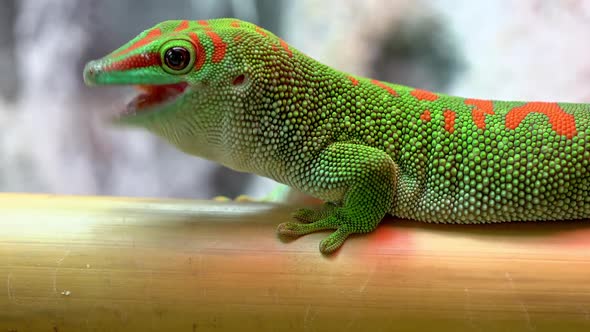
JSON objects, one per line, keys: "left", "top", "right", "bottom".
{"left": 83, "top": 19, "right": 268, "bottom": 160}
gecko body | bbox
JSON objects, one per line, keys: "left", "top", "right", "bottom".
{"left": 84, "top": 19, "right": 590, "bottom": 253}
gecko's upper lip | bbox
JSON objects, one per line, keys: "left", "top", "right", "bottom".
{"left": 123, "top": 82, "right": 189, "bottom": 116}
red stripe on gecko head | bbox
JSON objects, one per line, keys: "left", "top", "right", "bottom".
{"left": 188, "top": 32, "right": 206, "bottom": 71}
{"left": 348, "top": 76, "right": 359, "bottom": 86}
{"left": 465, "top": 98, "right": 495, "bottom": 130}
{"left": 506, "top": 102, "right": 577, "bottom": 138}
{"left": 113, "top": 28, "right": 162, "bottom": 57}
{"left": 231, "top": 21, "right": 240, "bottom": 28}
{"left": 103, "top": 52, "right": 161, "bottom": 72}
{"left": 198, "top": 20, "right": 209, "bottom": 27}
{"left": 279, "top": 39, "right": 293, "bottom": 58}
{"left": 205, "top": 30, "right": 227, "bottom": 63}
{"left": 174, "top": 20, "right": 190, "bottom": 32}
{"left": 443, "top": 109, "right": 456, "bottom": 133}
{"left": 371, "top": 80, "right": 399, "bottom": 96}
{"left": 255, "top": 27, "right": 267, "bottom": 37}
{"left": 411, "top": 89, "right": 438, "bottom": 101}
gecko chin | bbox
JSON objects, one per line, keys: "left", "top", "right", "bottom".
{"left": 118, "top": 82, "right": 189, "bottom": 121}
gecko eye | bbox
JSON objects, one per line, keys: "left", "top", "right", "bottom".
{"left": 164, "top": 46, "right": 191, "bottom": 72}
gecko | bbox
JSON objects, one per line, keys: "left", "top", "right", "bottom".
{"left": 83, "top": 19, "right": 590, "bottom": 254}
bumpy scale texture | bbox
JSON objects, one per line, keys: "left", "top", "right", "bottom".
{"left": 84, "top": 19, "right": 590, "bottom": 254}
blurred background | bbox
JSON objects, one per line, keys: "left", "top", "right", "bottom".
{"left": 0, "top": 0, "right": 589, "bottom": 199}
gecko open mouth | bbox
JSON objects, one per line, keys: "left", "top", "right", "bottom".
{"left": 123, "top": 82, "right": 189, "bottom": 116}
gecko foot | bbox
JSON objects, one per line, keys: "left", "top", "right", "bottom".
{"left": 277, "top": 206, "right": 355, "bottom": 254}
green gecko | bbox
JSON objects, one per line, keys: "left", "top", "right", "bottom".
{"left": 83, "top": 18, "right": 590, "bottom": 254}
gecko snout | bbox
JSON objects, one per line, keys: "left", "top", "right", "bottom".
{"left": 83, "top": 60, "right": 103, "bottom": 86}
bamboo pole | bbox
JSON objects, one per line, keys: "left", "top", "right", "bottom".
{"left": 0, "top": 193, "right": 589, "bottom": 331}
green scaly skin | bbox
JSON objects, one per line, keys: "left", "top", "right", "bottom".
{"left": 83, "top": 19, "right": 590, "bottom": 254}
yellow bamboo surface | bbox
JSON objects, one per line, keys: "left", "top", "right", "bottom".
{"left": 0, "top": 194, "right": 589, "bottom": 331}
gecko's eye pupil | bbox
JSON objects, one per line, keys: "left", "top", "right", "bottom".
{"left": 164, "top": 47, "right": 191, "bottom": 71}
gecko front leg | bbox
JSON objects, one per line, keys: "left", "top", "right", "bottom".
{"left": 277, "top": 143, "right": 398, "bottom": 254}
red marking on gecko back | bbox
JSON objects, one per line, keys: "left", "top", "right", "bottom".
{"left": 174, "top": 20, "right": 190, "bottom": 32}
{"left": 205, "top": 30, "right": 227, "bottom": 63}
{"left": 506, "top": 102, "right": 577, "bottom": 139}
{"left": 411, "top": 89, "right": 438, "bottom": 101}
{"left": 465, "top": 98, "right": 495, "bottom": 129}
{"left": 279, "top": 39, "right": 293, "bottom": 57}
{"left": 443, "top": 109, "right": 456, "bottom": 133}
{"left": 420, "top": 110, "right": 431, "bottom": 122}
{"left": 371, "top": 80, "right": 398, "bottom": 96}
{"left": 104, "top": 53, "right": 161, "bottom": 71}
{"left": 113, "top": 28, "right": 161, "bottom": 57}
{"left": 198, "top": 20, "right": 209, "bottom": 27}
{"left": 348, "top": 76, "right": 359, "bottom": 86}
{"left": 188, "top": 32, "right": 207, "bottom": 70}
{"left": 231, "top": 21, "right": 240, "bottom": 28}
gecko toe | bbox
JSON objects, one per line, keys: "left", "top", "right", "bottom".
{"left": 277, "top": 215, "right": 340, "bottom": 238}
{"left": 276, "top": 222, "right": 306, "bottom": 237}
{"left": 319, "top": 229, "right": 352, "bottom": 254}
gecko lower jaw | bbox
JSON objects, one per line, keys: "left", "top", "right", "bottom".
{"left": 122, "top": 82, "right": 189, "bottom": 117}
